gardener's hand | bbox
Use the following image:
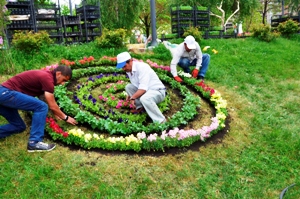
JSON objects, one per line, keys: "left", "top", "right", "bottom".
{"left": 174, "top": 76, "right": 183, "bottom": 83}
{"left": 130, "top": 99, "right": 136, "bottom": 109}
{"left": 192, "top": 69, "right": 199, "bottom": 78}
{"left": 66, "top": 116, "right": 77, "bottom": 125}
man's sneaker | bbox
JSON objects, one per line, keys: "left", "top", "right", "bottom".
{"left": 197, "top": 76, "right": 205, "bottom": 81}
{"left": 27, "top": 142, "right": 56, "bottom": 152}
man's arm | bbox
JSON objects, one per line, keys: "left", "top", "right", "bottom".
{"left": 129, "top": 89, "right": 146, "bottom": 109}
{"left": 195, "top": 44, "right": 203, "bottom": 70}
{"left": 44, "top": 91, "right": 77, "bottom": 125}
{"left": 131, "top": 89, "right": 146, "bottom": 100}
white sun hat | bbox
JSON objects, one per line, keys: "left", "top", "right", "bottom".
{"left": 116, "top": 52, "right": 131, "bottom": 69}
{"left": 184, "top": 35, "right": 196, "bottom": 49}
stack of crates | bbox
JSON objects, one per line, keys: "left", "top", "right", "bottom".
{"left": 61, "top": 15, "right": 82, "bottom": 43}
{"left": 75, "top": 1, "right": 102, "bottom": 42}
{"left": 6, "top": 0, "right": 36, "bottom": 42}
{"left": 35, "top": 4, "right": 63, "bottom": 43}
{"left": 170, "top": 5, "right": 210, "bottom": 38}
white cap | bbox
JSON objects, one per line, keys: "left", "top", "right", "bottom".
{"left": 184, "top": 35, "right": 196, "bottom": 49}
{"left": 116, "top": 52, "right": 131, "bottom": 69}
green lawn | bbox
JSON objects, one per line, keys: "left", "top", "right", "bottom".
{"left": 1, "top": 36, "right": 300, "bottom": 198}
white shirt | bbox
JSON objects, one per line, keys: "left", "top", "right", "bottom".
{"left": 170, "top": 42, "right": 203, "bottom": 77}
{"left": 126, "top": 61, "right": 165, "bottom": 91}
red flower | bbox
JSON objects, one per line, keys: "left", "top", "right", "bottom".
{"left": 62, "top": 132, "right": 69, "bottom": 138}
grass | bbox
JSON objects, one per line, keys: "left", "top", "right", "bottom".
{"left": 1, "top": 36, "right": 300, "bottom": 198}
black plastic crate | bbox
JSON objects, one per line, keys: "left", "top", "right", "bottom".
{"left": 62, "top": 16, "right": 81, "bottom": 25}
{"left": 7, "top": 19, "right": 33, "bottom": 29}
{"left": 75, "top": 5, "right": 99, "bottom": 13}
{"left": 6, "top": 0, "right": 31, "bottom": 7}
{"left": 35, "top": 4, "right": 59, "bottom": 10}
{"left": 82, "top": 23, "right": 100, "bottom": 28}
{"left": 9, "top": 8, "right": 31, "bottom": 15}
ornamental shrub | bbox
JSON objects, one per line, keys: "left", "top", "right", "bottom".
{"left": 182, "top": 26, "right": 202, "bottom": 43}
{"left": 250, "top": 24, "right": 279, "bottom": 42}
{"left": 94, "top": 28, "right": 127, "bottom": 48}
{"left": 12, "top": 30, "right": 53, "bottom": 53}
{"left": 152, "top": 43, "right": 172, "bottom": 61}
{"left": 277, "top": 19, "right": 299, "bottom": 38}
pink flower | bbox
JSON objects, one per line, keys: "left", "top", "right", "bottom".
{"left": 160, "top": 131, "right": 167, "bottom": 140}
{"left": 115, "top": 105, "right": 121, "bottom": 109}
{"left": 137, "top": 132, "right": 146, "bottom": 139}
{"left": 147, "top": 133, "right": 157, "bottom": 142}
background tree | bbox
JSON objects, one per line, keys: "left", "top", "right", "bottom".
{"left": 87, "top": 0, "right": 141, "bottom": 31}
{"left": 168, "top": 0, "right": 259, "bottom": 25}
{"left": 260, "top": 0, "right": 281, "bottom": 24}
{"left": 137, "top": 0, "right": 171, "bottom": 38}
{"left": 284, "top": 0, "right": 300, "bottom": 13}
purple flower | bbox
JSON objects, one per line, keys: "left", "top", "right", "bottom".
{"left": 96, "top": 74, "right": 103, "bottom": 79}
{"left": 117, "top": 118, "right": 123, "bottom": 123}
{"left": 88, "top": 77, "right": 94, "bottom": 82}
{"left": 0, "top": 36, "right": 3, "bottom": 45}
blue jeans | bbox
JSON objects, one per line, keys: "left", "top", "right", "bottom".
{"left": 178, "top": 53, "right": 210, "bottom": 77}
{"left": 0, "top": 86, "right": 48, "bottom": 142}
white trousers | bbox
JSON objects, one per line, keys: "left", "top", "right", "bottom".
{"left": 125, "top": 84, "right": 166, "bottom": 123}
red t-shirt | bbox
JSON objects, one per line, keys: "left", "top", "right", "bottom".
{"left": 2, "top": 70, "right": 55, "bottom": 97}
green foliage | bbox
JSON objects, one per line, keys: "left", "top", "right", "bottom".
{"left": 11, "top": 31, "right": 53, "bottom": 53}
{"left": 97, "top": 0, "right": 141, "bottom": 30}
{"left": 250, "top": 24, "right": 280, "bottom": 42}
{"left": 2, "top": 37, "right": 300, "bottom": 198}
{"left": 34, "top": 0, "right": 53, "bottom": 5}
{"left": 61, "top": 5, "right": 70, "bottom": 16}
{"left": 277, "top": 19, "right": 299, "bottom": 38}
{"left": 94, "top": 28, "right": 127, "bottom": 48}
{"left": 152, "top": 43, "right": 172, "bottom": 61}
{"left": 182, "top": 26, "right": 202, "bottom": 43}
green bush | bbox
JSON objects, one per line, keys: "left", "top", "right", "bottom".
{"left": 250, "top": 24, "right": 279, "bottom": 42}
{"left": 182, "top": 26, "right": 202, "bottom": 43}
{"left": 152, "top": 43, "right": 172, "bottom": 61}
{"left": 94, "top": 28, "right": 127, "bottom": 48}
{"left": 11, "top": 30, "right": 53, "bottom": 53}
{"left": 277, "top": 19, "right": 299, "bottom": 38}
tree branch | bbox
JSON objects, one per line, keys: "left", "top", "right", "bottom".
{"left": 224, "top": 1, "right": 240, "bottom": 29}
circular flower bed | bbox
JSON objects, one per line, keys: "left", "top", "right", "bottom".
{"left": 44, "top": 57, "right": 228, "bottom": 152}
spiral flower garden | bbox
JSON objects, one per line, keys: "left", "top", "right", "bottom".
{"left": 43, "top": 56, "right": 228, "bottom": 152}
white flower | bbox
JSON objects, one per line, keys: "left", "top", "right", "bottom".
{"left": 178, "top": 70, "right": 192, "bottom": 78}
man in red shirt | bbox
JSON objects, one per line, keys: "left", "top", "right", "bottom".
{"left": 0, "top": 65, "right": 77, "bottom": 152}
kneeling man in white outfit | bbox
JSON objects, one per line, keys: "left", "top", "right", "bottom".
{"left": 116, "top": 52, "right": 166, "bottom": 124}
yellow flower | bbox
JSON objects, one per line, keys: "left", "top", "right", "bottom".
{"left": 212, "top": 49, "right": 218, "bottom": 54}
{"left": 203, "top": 46, "right": 210, "bottom": 51}
{"left": 68, "top": 128, "right": 84, "bottom": 137}
{"left": 84, "top": 133, "right": 92, "bottom": 142}
{"left": 93, "top": 133, "right": 100, "bottom": 140}
{"left": 216, "top": 113, "right": 226, "bottom": 121}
